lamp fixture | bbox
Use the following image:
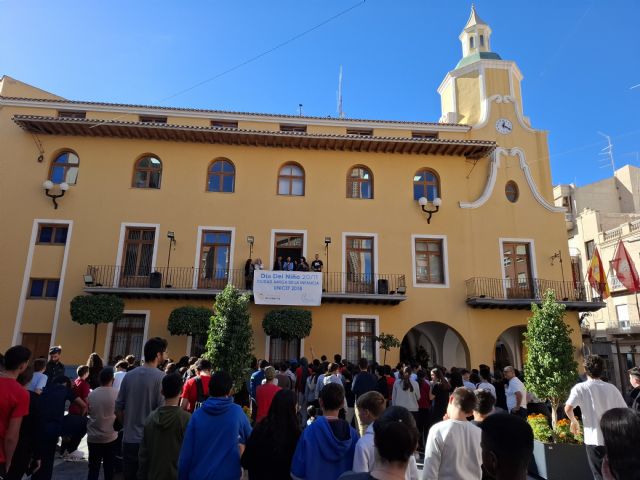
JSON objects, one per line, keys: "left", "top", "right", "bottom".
{"left": 42, "top": 180, "right": 69, "bottom": 209}
{"left": 418, "top": 196, "right": 442, "bottom": 224}
{"left": 247, "top": 235, "right": 254, "bottom": 258}
{"left": 83, "top": 275, "right": 94, "bottom": 287}
{"left": 324, "top": 236, "right": 332, "bottom": 245}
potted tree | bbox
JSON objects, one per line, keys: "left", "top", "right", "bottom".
{"left": 205, "top": 285, "right": 253, "bottom": 392}
{"left": 262, "top": 308, "right": 312, "bottom": 342}
{"left": 374, "top": 332, "right": 400, "bottom": 365}
{"left": 524, "top": 289, "right": 589, "bottom": 479}
{"left": 70, "top": 294, "right": 124, "bottom": 352}
{"left": 167, "top": 306, "right": 213, "bottom": 356}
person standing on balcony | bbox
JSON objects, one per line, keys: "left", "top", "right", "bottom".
{"left": 565, "top": 355, "right": 627, "bottom": 480}
{"left": 244, "top": 259, "right": 255, "bottom": 290}
{"left": 273, "top": 256, "right": 284, "bottom": 271}
{"left": 311, "top": 254, "right": 323, "bottom": 272}
{"left": 297, "top": 257, "right": 310, "bottom": 271}
{"left": 283, "top": 257, "right": 295, "bottom": 271}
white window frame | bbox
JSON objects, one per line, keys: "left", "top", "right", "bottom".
{"left": 616, "top": 304, "right": 630, "bottom": 330}
{"left": 103, "top": 310, "right": 150, "bottom": 362}
{"left": 13, "top": 219, "right": 74, "bottom": 345}
{"left": 411, "top": 234, "right": 449, "bottom": 288}
{"left": 341, "top": 232, "right": 379, "bottom": 294}
{"left": 269, "top": 228, "right": 308, "bottom": 270}
{"left": 341, "top": 314, "right": 380, "bottom": 363}
{"left": 113, "top": 223, "right": 160, "bottom": 287}
{"left": 498, "top": 237, "right": 538, "bottom": 298}
{"left": 193, "top": 226, "right": 237, "bottom": 288}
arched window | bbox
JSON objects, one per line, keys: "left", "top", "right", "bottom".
{"left": 207, "top": 159, "right": 235, "bottom": 192}
{"left": 132, "top": 155, "right": 162, "bottom": 189}
{"left": 278, "top": 163, "right": 305, "bottom": 196}
{"left": 469, "top": 36, "right": 475, "bottom": 49}
{"left": 413, "top": 169, "right": 440, "bottom": 201}
{"left": 505, "top": 181, "right": 519, "bottom": 203}
{"left": 346, "top": 166, "right": 373, "bottom": 199}
{"left": 479, "top": 34, "right": 485, "bottom": 47}
{"left": 49, "top": 151, "right": 79, "bottom": 185}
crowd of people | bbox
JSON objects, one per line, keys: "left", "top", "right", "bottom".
{"left": 1, "top": 340, "right": 640, "bottom": 480}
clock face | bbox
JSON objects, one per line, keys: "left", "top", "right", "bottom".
{"left": 495, "top": 118, "right": 513, "bottom": 134}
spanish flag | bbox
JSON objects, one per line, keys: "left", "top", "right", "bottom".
{"left": 587, "top": 247, "right": 610, "bottom": 299}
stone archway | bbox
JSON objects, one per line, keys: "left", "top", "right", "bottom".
{"left": 400, "top": 322, "right": 470, "bottom": 369}
{"left": 494, "top": 325, "right": 527, "bottom": 372}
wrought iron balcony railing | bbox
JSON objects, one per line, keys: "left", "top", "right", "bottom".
{"left": 84, "top": 265, "right": 408, "bottom": 297}
{"left": 465, "top": 277, "right": 605, "bottom": 311}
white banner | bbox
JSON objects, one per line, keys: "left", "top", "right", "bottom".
{"left": 253, "top": 270, "right": 322, "bottom": 306}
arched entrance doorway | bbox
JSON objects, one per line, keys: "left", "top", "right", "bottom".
{"left": 400, "top": 322, "right": 470, "bottom": 369}
{"left": 494, "top": 325, "right": 526, "bottom": 372}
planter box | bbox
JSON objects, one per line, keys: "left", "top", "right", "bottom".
{"left": 528, "top": 439, "right": 591, "bottom": 479}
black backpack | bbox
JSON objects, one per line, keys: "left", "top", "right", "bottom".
{"left": 194, "top": 376, "right": 207, "bottom": 411}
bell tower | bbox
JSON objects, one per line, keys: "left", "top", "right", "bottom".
{"left": 438, "top": 5, "right": 527, "bottom": 129}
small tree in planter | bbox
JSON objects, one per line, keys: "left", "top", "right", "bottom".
{"left": 262, "top": 308, "right": 312, "bottom": 341}
{"left": 524, "top": 289, "right": 579, "bottom": 431}
{"left": 70, "top": 295, "right": 125, "bottom": 352}
{"left": 167, "top": 306, "right": 213, "bottom": 355}
{"left": 374, "top": 332, "right": 400, "bottom": 365}
{"left": 205, "top": 285, "right": 253, "bottom": 392}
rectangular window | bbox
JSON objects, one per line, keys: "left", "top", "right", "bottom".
{"left": 502, "top": 241, "right": 533, "bottom": 299}
{"left": 411, "top": 131, "right": 438, "bottom": 139}
{"left": 120, "top": 227, "right": 156, "bottom": 286}
{"left": 616, "top": 304, "right": 630, "bottom": 330}
{"left": 58, "top": 110, "right": 86, "bottom": 119}
{"left": 109, "top": 314, "right": 146, "bottom": 364}
{"left": 345, "top": 236, "right": 374, "bottom": 293}
{"left": 280, "top": 124, "right": 307, "bottom": 133}
{"left": 415, "top": 238, "right": 444, "bottom": 284}
{"left": 269, "top": 337, "right": 301, "bottom": 365}
{"left": 28, "top": 278, "right": 59, "bottom": 299}
{"left": 345, "top": 318, "right": 375, "bottom": 364}
{"left": 139, "top": 115, "right": 167, "bottom": 124}
{"left": 346, "top": 128, "right": 373, "bottom": 136}
{"left": 211, "top": 120, "right": 238, "bottom": 129}
{"left": 37, "top": 224, "right": 68, "bottom": 245}
{"left": 198, "top": 230, "right": 232, "bottom": 288}
{"left": 585, "top": 240, "right": 595, "bottom": 261}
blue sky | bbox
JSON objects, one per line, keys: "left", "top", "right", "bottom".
{"left": 1, "top": 1, "right": 638, "bottom": 186}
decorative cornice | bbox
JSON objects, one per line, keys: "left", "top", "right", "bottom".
{"left": 459, "top": 147, "right": 566, "bottom": 213}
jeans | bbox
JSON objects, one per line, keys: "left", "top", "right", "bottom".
{"left": 122, "top": 442, "right": 140, "bottom": 480}
{"left": 585, "top": 444, "right": 605, "bottom": 480}
{"left": 88, "top": 440, "right": 118, "bottom": 480}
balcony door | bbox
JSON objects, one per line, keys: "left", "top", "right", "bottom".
{"left": 346, "top": 236, "right": 375, "bottom": 293}
{"left": 121, "top": 227, "right": 156, "bottom": 287}
{"left": 273, "top": 233, "right": 304, "bottom": 269}
{"left": 502, "top": 242, "right": 533, "bottom": 298}
{"left": 198, "top": 231, "right": 231, "bottom": 289}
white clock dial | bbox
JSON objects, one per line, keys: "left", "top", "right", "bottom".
{"left": 495, "top": 118, "right": 513, "bottom": 134}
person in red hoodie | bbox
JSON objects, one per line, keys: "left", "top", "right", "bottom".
{"left": 61, "top": 365, "right": 90, "bottom": 460}
{"left": 256, "top": 366, "right": 281, "bottom": 423}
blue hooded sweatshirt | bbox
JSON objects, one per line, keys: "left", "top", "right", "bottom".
{"left": 178, "top": 396, "right": 251, "bottom": 480}
{"left": 291, "top": 416, "right": 358, "bottom": 480}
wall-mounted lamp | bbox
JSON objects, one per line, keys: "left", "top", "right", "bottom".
{"left": 247, "top": 235, "right": 255, "bottom": 258}
{"left": 550, "top": 249, "right": 566, "bottom": 283}
{"left": 418, "top": 196, "right": 442, "bottom": 224}
{"left": 42, "top": 180, "right": 69, "bottom": 209}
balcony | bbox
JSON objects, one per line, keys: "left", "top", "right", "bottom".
{"left": 83, "top": 266, "right": 407, "bottom": 305}
{"left": 606, "top": 320, "right": 640, "bottom": 337}
{"left": 465, "top": 277, "right": 606, "bottom": 311}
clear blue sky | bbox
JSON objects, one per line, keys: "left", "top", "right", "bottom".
{"left": 1, "top": 1, "right": 638, "bottom": 186}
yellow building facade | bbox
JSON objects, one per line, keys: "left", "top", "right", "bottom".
{"left": 0, "top": 8, "right": 603, "bottom": 368}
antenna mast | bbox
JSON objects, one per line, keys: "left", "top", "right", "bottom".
{"left": 337, "top": 65, "right": 344, "bottom": 118}
{"left": 598, "top": 132, "right": 615, "bottom": 175}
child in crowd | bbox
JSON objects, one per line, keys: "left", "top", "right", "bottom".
{"left": 86, "top": 367, "right": 118, "bottom": 480}
{"left": 139, "top": 374, "right": 191, "bottom": 480}
{"left": 61, "top": 365, "right": 91, "bottom": 460}
{"left": 26, "top": 358, "right": 47, "bottom": 394}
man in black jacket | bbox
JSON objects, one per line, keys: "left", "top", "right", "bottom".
{"left": 352, "top": 358, "right": 377, "bottom": 436}
{"left": 44, "top": 346, "right": 64, "bottom": 386}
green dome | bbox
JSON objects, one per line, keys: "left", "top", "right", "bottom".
{"left": 455, "top": 51, "right": 502, "bottom": 69}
